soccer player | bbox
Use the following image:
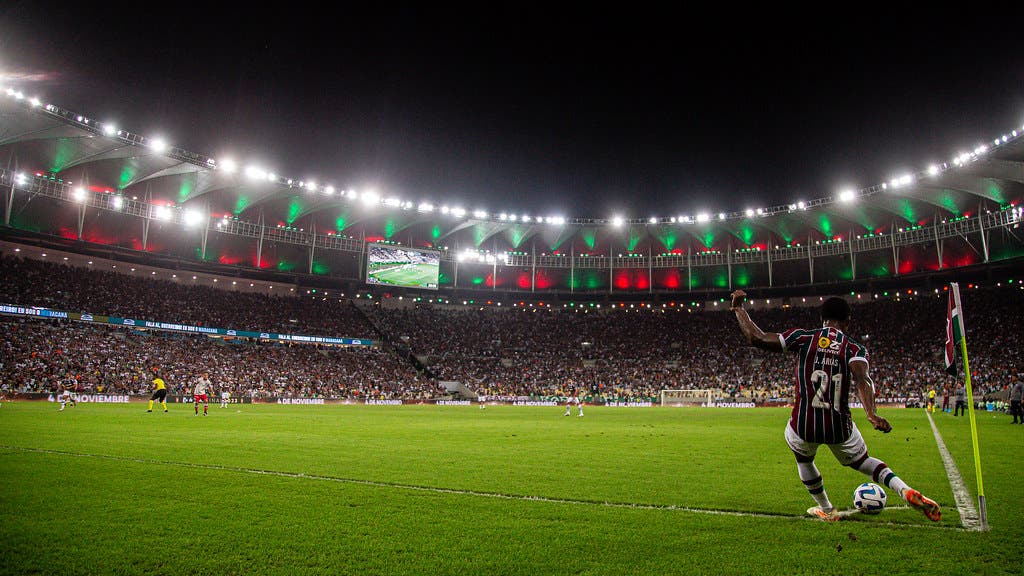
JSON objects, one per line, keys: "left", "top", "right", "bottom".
{"left": 194, "top": 372, "right": 213, "bottom": 416}
{"left": 57, "top": 377, "right": 77, "bottom": 411}
{"left": 220, "top": 389, "right": 230, "bottom": 408}
{"left": 147, "top": 370, "right": 168, "bottom": 413}
{"left": 927, "top": 387, "right": 937, "bottom": 413}
{"left": 730, "top": 290, "right": 941, "bottom": 522}
{"left": 564, "top": 386, "right": 584, "bottom": 417}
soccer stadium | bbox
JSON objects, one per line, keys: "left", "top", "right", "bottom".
{"left": 3, "top": 28, "right": 1024, "bottom": 576}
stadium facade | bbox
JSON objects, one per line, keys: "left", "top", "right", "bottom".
{"left": 1, "top": 89, "right": 1022, "bottom": 301}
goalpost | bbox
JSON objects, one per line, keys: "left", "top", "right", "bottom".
{"left": 659, "top": 389, "right": 715, "bottom": 407}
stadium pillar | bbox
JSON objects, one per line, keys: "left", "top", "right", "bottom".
{"left": 77, "top": 202, "right": 85, "bottom": 240}
{"left": 492, "top": 237, "right": 497, "bottom": 292}
{"left": 309, "top": 221, "right": 316, "bottom": 274}
{"left": 767, "top": 244, "right": 773, "bottom": 287}
{"left": 141, "top": 186, "right": 151, "bottom": 252}
{"left": 727, "top": 240, "right": 732, "bottom": 290}
{"left": 648, "top": 244, "right": 652, "bottom": 294}
{"left": 200, "top": 200, "right": 209, "bottom": 260}
{"left": 848, "top": 228, "right": 856, "bottom": 280}
{"left": 531, "top": 238, "right": 536, "bottom": 293}
{"left": 807, "top": 236, "right": 813, "bottom": 284}
{"left": 891, "top": 228, "right": 899, "bottom": 276}
{"left": 687, "top": 239, "right": 692, "bottom": 291}
{"left": 3, "top": 156, "right": 14, "bottom": 226}
{"left": 570, "top": 243, "right": 575, "bottom": 294}
{"left": 979, "top": 208, "right": 989, "bottom": 262}
{"left": 934, "top": 217, "right": 943, "bottom": 270}
{"left": 256, "top": 209, "right": 265, "bottom": 269}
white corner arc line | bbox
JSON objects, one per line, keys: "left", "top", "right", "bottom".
{"left": 1, "top": 445, "right": 967, "bottom": 531}
{"left": 925, "top": 412, "right": 981, "bottom": 530}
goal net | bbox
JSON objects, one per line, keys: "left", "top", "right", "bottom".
{"left": 659, "top": 389, "right": 715, "bottom": 407}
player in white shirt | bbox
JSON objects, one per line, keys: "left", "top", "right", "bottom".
{"left": 58, "top": 378, "right": 77, "bottom": 411}
{"left": 194, "top": 372, "right": 214, "bottom": 416}
{"left": 220, "top": 389, "right": 230, "bottom": 408}
{"left": 563, "top": 386, "right": 584, "bottom": 417}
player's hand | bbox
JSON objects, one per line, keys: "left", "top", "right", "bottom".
{"left": 869, "top": 415, "right": 892, "bottom": 433}
{"left": 729, "top": 290, "right": 747, "bottom": 310}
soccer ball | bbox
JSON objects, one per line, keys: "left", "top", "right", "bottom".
{"left": 853, "top": 482, "right": 887, "bottom": 514}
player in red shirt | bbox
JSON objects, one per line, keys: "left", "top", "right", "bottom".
{"left": 730, "top": 290, "right": 941, "bottom": 522}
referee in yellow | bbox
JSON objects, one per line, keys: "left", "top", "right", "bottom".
{"left": 147, "top": 370, "right": 169, "bottom": 413}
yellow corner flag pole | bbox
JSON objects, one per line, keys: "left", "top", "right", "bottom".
{"left": 951, "top": 282, "right": 988, "bottom": 530}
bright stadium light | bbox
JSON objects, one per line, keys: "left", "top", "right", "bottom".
{"left": 154, "top": 205, "right": 172, "bottom": 220}
{"left": 110, "top": 195, "right": 124, "bottom": 210}
{"left": 72, "top": 187, "right": 87, "bottom": 202}
{"left": 361, "top": 191, "right": 380, "bottom": 206}
{"left": 183, "top": 209, "right": 205, "bottom": 227}
{"left": 611, "top": 216, "right": 624, "bottom": 227}
{"left": 245, "top": 166, "right": 267, "bottom": 180}
{"left": 649, "top": 217, "right": 658, "bottom": 224}
{"left": 305, "top": 181, "right": 318, "bottom": 192}
{"left": 745, "top": 209, "right": 754, "bottom": 217}
{"left": 521, "top": 214, "right": 530, "bottom": 222}
{"left": 797, "top": 201, "right": 806, "bottom": 210}
{"left": 102, "top": 123, "right": 117, "bottom": 136}
{"left": 696, "top": 213, "right": 710, "bottom": 223}
{"left": 452, "top": 207, "right": 467, "bottom": 218}
{"left": 927, "top": 164, "right": 940, "bottom": 176}
{"left": 498, "top": 213, "right": 508, "bottom": 221}
{"left": 148, "top": 138, "right": 168, "bottom": 153}
{"left": 418, "top": 202, "right": 435, "bottom": 213}
{"left": 220, "top": 159, "right": 238, "bottom": 173}
{"left": 473, "top": 209, "right": 488, "bottom": 219}
{"left": 719, "top": 213, "right": 727, "bottom": 220}
{"left": 384, "top": 197, "right": 402, "bottom": 207}
{"left": 324, "top": 185, "right": 335, "bottom": 195}
{"left": 838, "top": 189, "right": 856, "bottom": 203}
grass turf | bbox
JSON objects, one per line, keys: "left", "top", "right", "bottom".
{"left": 367, "top": 263, "right": 438, "bottom": 288}
{"left": 1, "top": 402, "right": 1020, "bottom": 575}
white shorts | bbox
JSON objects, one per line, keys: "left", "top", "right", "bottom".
{"left": 221, "top": 392, "right": 230, "bottom": 399}
{"left": 784, "top": 421, "right": 868, "bottom": 466}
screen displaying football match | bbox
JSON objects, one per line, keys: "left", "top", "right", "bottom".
{"left": 365, "top": 243, "right": 440, "bottom": 290}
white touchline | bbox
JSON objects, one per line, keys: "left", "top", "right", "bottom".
{"left": 3, "top": 445, "right": 967, "bottom": 531}
{"left": 926, "top": 412, "right": 982, "bottom": 530}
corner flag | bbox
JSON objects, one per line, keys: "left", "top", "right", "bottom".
{"left": 947, "top": 282, "right": 988, "bottom": 530}
{"left": 944, "top": 290, "right": 962, "bottom": 376}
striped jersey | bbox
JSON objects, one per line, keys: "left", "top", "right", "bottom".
{"left": 780, "top": 326, "right": 868, "bottom": 444}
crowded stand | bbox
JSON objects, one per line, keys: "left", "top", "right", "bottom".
{"left": 1, "top": 251, "right": 1023, "bottom": 404}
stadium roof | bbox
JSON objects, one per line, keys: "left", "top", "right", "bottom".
{"left": 1, "top": 88, "right": 1023, "bottom": 293}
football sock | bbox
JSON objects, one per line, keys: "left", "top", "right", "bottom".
{"left": 160, "top": 401, "right": 167, "bottom": 411}
{"left": 849, "top": 456, "right": 910, "bottom": 496}
{"left": 797, "top": 461, "right": 832, "bottom": 511}
{"left": 148, "top": 400, "right": 154, "bottom": 411}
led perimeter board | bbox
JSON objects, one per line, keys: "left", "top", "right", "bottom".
{"left": 365, "top": 243, "right": 440, "bottom": 290}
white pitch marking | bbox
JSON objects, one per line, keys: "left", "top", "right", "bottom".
{"left": 2, "top": 445, "right": 966, "bottom": 531}
{"left": 925, "top": 412, "right": 982, "bottom": 530}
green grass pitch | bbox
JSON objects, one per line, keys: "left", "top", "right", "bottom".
{"left": 367, "top": 263, "right": 438, "bottom": 288}
{"left": 1, "top": 402, "right": 1020, "bottom": 575}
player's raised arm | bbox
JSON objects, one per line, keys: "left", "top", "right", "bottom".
{"left": 729, "top": 290, "right": 784, "bottom": 352}
{"left": 851, "top": 359, "right": 891, "bottom": 433}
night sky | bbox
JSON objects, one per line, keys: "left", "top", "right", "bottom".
{"left": 2, "top": 4, "right": 1022, "bottom": 219}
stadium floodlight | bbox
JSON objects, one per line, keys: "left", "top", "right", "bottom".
{"left": 696, "top": 213, "right": 710, "bottom": 223}
{"left": 551, "top": 216, "right": 566, "bottom": 226}
{"left": 521, "top": 214, "right": 530, "bottom": 222}
{"left": 838, "top": 189, "right": 856, "bottom": 203}
{"left": 29, "top": 97, "right": 41, "bottom": 107}
{"left": 974, "top": 144, "right": 988, "bottom": 155}
{"left": 498, "top": 213, "right": 508, "bottom": 221}
{"left": 649, "top": 217, "right": 658, "bottom": 224}
{"left": 183, "top": 209, "right": 205, "bottom": 227}
{"left": 927, "top": 164, "right": 940, "bottom": 176}
{"left": 361, "top": 191, "right": 380, "bottom": 206}
{"left": 153, "top": 205, "right": 172, "bottom": 220}
{"left": 452, "top": 207, "right": 467, "bottom": 218}
{"left": 756, "top": 208, "right": 764, "bottom": 215}
{"left": 418, "top": 202, "right": 435, "bottom": 213}
{"left": 102, "top": 123, "right": 117, "bottom": 136}
{"left": 72, "top": 187, "right": 87, "bottom": 202}
{"left": 473, "top": 210, "right": 488, "bottom": 219}
{"left": 509, "top": 214, "right": 518, "bottom": 221}
{"left": 245, "top": 166, "right": 267, "bottom": 180}
{"left": 324, "top": 185, "right": 335, "bottom": 195}
{"left": 440, "top": 205, "right": 450, "bottom": 214}
{"left": 110, "top": 195, "right": 125, "bottom": 210}
{"left": 305, "top": 181, "right": 318, "bottom": 192}
{"left": 148, "top": 138, "right": 168, "bottom": 153}
{"left": 384, "top": 197, "right": 402, "bottom": 207}
{"left": 797, "top": 201, "right": 806, "bottom": 210}
{"left": 611, "top": 216, "right": 624, "bottom": 227}
{"left": 745, "top": 209, "right": 754, "bottom": 217}
{"left": 218, "top": 159, "right": 237, "bottom": 173}
{"left": 719, "top": 212, "right": 727, "bottom": 220}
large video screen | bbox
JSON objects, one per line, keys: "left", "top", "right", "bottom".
{"left": 365, "top": 243, "right": 440, "bottom": 290}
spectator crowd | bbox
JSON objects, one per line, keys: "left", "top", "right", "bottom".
{"left": 1, "top": 253, "right": 1022, "bottom": 403}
